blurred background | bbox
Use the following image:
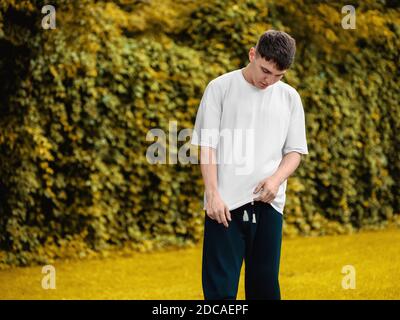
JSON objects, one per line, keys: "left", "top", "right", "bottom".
{"left": 0, "top": 0, "right": 399, "bottom": 299}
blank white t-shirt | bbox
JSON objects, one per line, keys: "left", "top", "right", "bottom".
{"left": 191, "top": 68, "right": 309, "bottom": 214}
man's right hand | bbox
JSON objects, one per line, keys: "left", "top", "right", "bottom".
{"left": 205, "top": 190, "right": 231, "bottom": 228}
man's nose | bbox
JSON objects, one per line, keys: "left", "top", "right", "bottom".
{"left": 264, "top": 75, "right": 272, "bottom": 83}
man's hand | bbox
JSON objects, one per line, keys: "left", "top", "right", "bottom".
{"left": 205, "top": 190, "right": 231, "bottom": 228}
{"left": 253, "top": 175, "right": 282, "bottom": 203}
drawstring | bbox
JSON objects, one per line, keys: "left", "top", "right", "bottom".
{"left": 243, "top": 210, "right": 249, "bottom": 221}
{"left": 251, "top": 200, "right": 256, "bottom": 223}
{"left": 243, "top": 201, "right": 257, "bottom": 223}
{"left": 242, "top": 200, "right": 258, "bottom": 256}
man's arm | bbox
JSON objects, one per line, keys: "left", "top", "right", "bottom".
{"left": 200, "top": 146, "right": 231, "bottom": 227}
{"left": 271, "top": 151, "right": 302, "bottom": 185}
{"left": 253, "top": 151, "right": 302, "bottom": 202}
{"left": 199, "top": 146, "right": 219, "bottom": 197}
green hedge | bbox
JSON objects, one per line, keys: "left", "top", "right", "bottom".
{"left": 0, "top": 0, "right": 399, "bottom": 267}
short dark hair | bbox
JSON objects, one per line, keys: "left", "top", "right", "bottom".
{"left": 255, "top": 30, "right": 296, "bottom": 70}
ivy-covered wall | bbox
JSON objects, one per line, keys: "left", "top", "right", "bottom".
{"left": 0, "top": 0, "right": 399, "bottom": 267}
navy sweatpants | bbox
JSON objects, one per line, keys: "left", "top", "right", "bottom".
{"left": 202, "top": 200, "right": 283, "bottom": 300}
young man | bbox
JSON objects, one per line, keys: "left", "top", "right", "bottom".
{"left": 190, "top": 30, "right": 309, "bottom": 300}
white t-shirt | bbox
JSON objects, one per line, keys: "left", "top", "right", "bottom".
{"left": 190, "top": 68, "right": 309, "bottom": 214}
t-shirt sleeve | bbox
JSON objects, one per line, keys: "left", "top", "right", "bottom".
{"left": 190, "top": 80, "right": 222, "bottom": 149}
{"left": 282, "top": 90, "right": 309, "bottom": 156}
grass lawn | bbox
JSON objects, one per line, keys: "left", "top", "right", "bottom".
{"left": 0, "top": 227, "right": 399, "bottom": 300}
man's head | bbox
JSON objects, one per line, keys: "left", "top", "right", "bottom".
{"left": 246, "top": 30, "right": 296, "bottom": 89}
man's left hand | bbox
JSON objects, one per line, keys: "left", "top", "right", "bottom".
{"left": 253, "top": 175, "right": 281, "bottom": 203}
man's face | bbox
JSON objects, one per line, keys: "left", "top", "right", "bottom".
{"left": 248, "top": 47, "right": 287, "bottom": 89}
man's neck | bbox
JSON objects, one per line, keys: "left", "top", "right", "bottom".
{"left": 242, "top": 65, "right": 255, "bottom": 86}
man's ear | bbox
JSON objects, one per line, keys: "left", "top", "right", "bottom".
{"left": 249, "top": 47, "right": 256, "bottom": 63}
